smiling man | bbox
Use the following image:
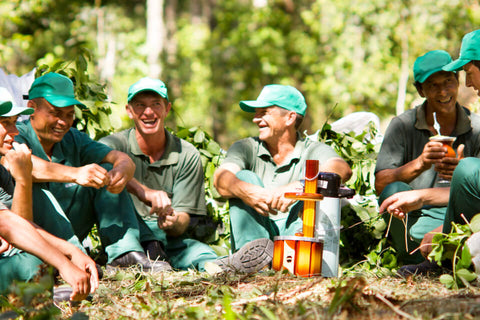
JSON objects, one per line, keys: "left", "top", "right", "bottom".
{"left": 101, "top": 78, "right": 243, "bottom": 272}
{"left": 0, "top": 87, "right": 98, "bottom": 301}
{"left": 14, "top": 73, "right": 171, "bottom": 272}
{"left": 375, "top": 50, "right": 480, "bottom": 267}
{"left": 213, "top": 84, "right": 351, "bottom": 258}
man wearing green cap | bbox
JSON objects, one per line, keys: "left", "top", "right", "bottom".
{"left": 0, "top": 87, "right": 98, "bottom": 300}
{"left": 14, "top": 72, "right": 171, "bottom": 272}
{"left": 213, "top": 84, "right": 351, "bottom": 254}
{"left": 375, "top": 50, "right": 480, "bottom": 267}
{"left": 100, "top": 78, "right": 274, "bottom": 273}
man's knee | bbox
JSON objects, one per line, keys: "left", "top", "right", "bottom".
{"left": 235, "top": 170, "right": 264, "bottom": 187}
{"left": 453, "top": 157, "right": 480, "bottom": 184}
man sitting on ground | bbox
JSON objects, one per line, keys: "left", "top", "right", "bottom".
{"left": 0, "top": 87, "right": 98, "bottom": 301}
{"left": 213, "top": 84, "right": 351, "bottom": 267}
{"left": 100, "top": 78, "right": 274, "bottom": 273}
{"left": 15, "top": 73, "right": 170, "bottom": 272}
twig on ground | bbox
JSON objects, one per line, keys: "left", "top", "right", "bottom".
{"left": 375, "top": 293, "right": 415, "bottom": 319}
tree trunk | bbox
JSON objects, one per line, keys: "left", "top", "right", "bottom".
{"left": 146, "top": 0, "right": 165, "bottom": 79}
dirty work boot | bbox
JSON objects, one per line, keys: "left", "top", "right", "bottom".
{"left": 142, "top": 240, "right": 169, "bottom": 262}
{"left": 397, "top": 260, "right": 441, "bottom": 277}
{"left": 215, "top": 238, "right": 274, "bottom": 274}
{"left": 108, "top": 251, "right": 172, "bottom": 272}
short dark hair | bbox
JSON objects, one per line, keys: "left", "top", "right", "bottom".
{"left": 414, "top": 71, "right": 459, "bottom": 92}
{"left": 472, "top": 60, "right": 480, "bottom": 70}
{"left": 294, "top": 114, "right": 304, "bottom": 130}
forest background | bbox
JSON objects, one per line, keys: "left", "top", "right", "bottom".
{"left": 2, "top": 0, "right": 480, "bottom": 147}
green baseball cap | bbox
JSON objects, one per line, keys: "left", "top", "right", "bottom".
{"left": 0, "top": 87, "right": 34, "bottom": 117}
{"left": 239, "top": 84, "right": 307, "bottom": 116}
{"left": 127, "top": 77, "right": 169, "bottom": 102}
{"left": 413, "top": 50, "right": 453, "bottom": 83}
{"left": 443, "top": 29, "right": 480, "bottom": 71}
{"left": 28, "top": 73, "right": 85, "bottom": 108}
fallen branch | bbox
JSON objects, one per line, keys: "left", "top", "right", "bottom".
{"left": 375, "top": 293, "right": 415, "bottom": 319}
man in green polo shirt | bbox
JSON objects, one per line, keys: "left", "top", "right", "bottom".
{"left": 0, "top": 87, "right": 98, "bottom": 301}
{"left": 381, "top": 30, "right": 480, "bottom": 270}
{"left": 213, "top": 84, "right": 352, "bottom": 254}
{"left": 15, "top": 73, "right": 170, "bottom": 272}
{"left": 376, "top": 50, "right": 480, "bottom": 267}
{"left": 100, "top": 78, "right": 274, "bottom": 273}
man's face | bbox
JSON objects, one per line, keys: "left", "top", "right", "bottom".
{"left": 252, "top": 106, "right": 292, "bottom": 143}
{"left": 418, "top": 71, "right": 459, "bottom": 114}
{"left": 463, "top": 62, "right": 480, "bottom": 96}
{"left": 30, "top": 99, "right": 75, "bottom": 150}
{"left": 0, "top": 116, "right": 19, "bottom": 156}
{"left": 126, "top": 91, "right": 171, "bottom": 136}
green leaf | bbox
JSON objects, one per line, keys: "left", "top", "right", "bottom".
{"left": 439, "top": 274, "right": 455, "bottom": 289}
{"left": 194, "top": 130, "right": 205, "bottom": 144}
{"left": 470, "top": 214, "right": 480, "bottom": 233}
{"left": 456, "top": 268, "right": 477, "bottom": 283}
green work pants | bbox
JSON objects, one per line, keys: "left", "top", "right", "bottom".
{"left": 32, "top": 184, "right": 85, "bottom": 251}
{"left": 444, "top": 157, "right": 480, "bottom": 233}
{"left": 378, "top": 181, "right": 445, "bottom": 264}
{"left": 229, "top": 170, "right": 303, "bottom": 253}
{"left": 37, "top": 164, "right": 144, "bottom": 263}
{"left": 0, "top": 249, "right": 44, "bottom": 294}
{"left": 141, "top": 220, "right": 218, "bottom": 271}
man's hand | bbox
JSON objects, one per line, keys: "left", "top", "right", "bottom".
{"left": 418, "top": 141, "right": 447, "bottom": 171}
{"left": 379, "top": 190, "right": 425, "bottom": 219}
{"left": 142, "top": 187, "right": 173, "bottom": 216}
{"left": 106, "top": 167, "right": 131, "bottom": 194}
{"left": 74, "top": 164, "right": 109, "bottom": 189}
{"left": 157, "top": 210, "right": 179, "bottom": 230}
{"left": 435, "top": 144, "right": 464, "bottom": 181}
{"left": 103, "top": 150, "right": 135, "bottom": 194}
{"left": 240, "top": 185, "right": 277, "bottom": 217}
{"left": 269, "top": 183, "right": 302, "bottom": 213}
{"left": 0, "top": 236, "right": 12, "bottom": 254}
{"left": 3, "top": 143, "right": 32, "bottom": 183}
{"left": 57, "top": 264, "right": 92, "bottom": 301}
{"left": 69, "top": 248, "right": 99, "bottom": 294}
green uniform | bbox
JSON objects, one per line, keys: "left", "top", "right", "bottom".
{"left": 223, "top": 135, "right": 342, "bottom": 252}
{"left": 0, "top": 166, "right": 48, "bottom": 293}
{"left": 443, "top": 158, "right": 480, "bottom": 233}
{"left": 100, "top": 128, "right": 218, "bottom": 271}
{"left": 376, "top": 102, "right": 480, "bottom": 263}
{"left": 15, "top": 120, "right": 145, "bottom": 263}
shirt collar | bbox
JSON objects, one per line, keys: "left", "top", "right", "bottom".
{"left": 128, "top": 128, "right": 179, "bottom": 166}
{"left": 257, "top": 133, "right": 305, "bottom": 166}
{"left": 415, "top": 101, "right": 472, "bottom": 135}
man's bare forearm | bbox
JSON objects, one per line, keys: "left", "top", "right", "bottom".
{"left": 375, "top": 158, "right": 427, "bottom": 195}
{"left": 30, "top": 155, "right": 77, "bottom": 183}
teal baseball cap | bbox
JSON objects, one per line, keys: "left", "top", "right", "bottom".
{"left": 0, "top": 87, "right": 34, "bottom": 117}
{"left": 239, "top": 84, "right": 307, "bottom": 116}
{"left": 28, "top": 73, "right": 86, "bottom": 108}
{"left": 413, "top": 50, "right": 453, "bottom": 83}
{"left": 127, "top": 77, "right": 169, "bottom": 102}
{"left": 443, "top": 29, "right": 480, "bottom": 71}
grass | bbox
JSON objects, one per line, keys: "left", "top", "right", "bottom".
{"left": 9, "top": 265, "right": 476, "bottom": 320}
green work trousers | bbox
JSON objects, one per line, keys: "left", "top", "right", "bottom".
{"left": 443, "top": 157, "right": 480, "bottom": 233}
{"left": 35, "top": 164, "right": 144, "bottom": 263}
{"left": 141, "top": 220, "right": 218, "bottom": 271}
{"left": 0, "top": 249, "right": 44, "bottom": 294}
{"left": 378, "top": 181, "right": 446, "bottom": 264}
{"left": 229, "top": 170, "right": 303, "bottom": 253}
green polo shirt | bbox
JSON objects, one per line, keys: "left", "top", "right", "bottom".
{"left": 15, "top": 120, "right": 112, "bottom": 208}
{"left": 375, "top": 102, "right": 480, "bottom": 190}
{"left": 223, "top": 135, "right": 341, "bottom": 219}
{"left": 100, "top": 128, "right": 207, "bottom": 221}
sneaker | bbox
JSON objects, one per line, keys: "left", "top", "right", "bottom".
{"left": 397, "top": 260, "right": 441, "bottom": 277}
{"left": 214, "top": 238, "right": 274, "bottom": 274}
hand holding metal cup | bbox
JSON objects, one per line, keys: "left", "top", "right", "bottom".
{"left": 429, "top": 135, "right": 456, "bottom": 183}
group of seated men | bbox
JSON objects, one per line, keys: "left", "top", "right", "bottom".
{"left": 1, "top": 28, "right": 480, "bottom": 301}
